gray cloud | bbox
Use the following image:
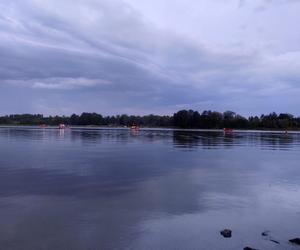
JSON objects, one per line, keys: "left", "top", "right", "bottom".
{"left": 0, "top": 0, "right": 300, "bottom": 115}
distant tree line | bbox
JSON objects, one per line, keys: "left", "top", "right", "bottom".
{"left": 0, "top": 113, "right": 172, "bottom": 127}
{"left": 0, "top": 110, "right": 300, "bottom": 130}
{"left": 173, "top": 110, "right": 300, "bottom": 129}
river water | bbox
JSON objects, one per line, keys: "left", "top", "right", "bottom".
{"left": 0, "top": 127, "right": 299, "bottom": 249}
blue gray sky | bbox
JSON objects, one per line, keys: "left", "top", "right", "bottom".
{"left": 1, "top": 0, "right": 300, "bottom": 115}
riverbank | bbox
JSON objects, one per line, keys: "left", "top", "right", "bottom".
{"left": 1, "top": 125, "right": 300, "bottom": 133}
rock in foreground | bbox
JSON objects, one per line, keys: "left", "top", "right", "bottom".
{"left": 244, "top": 247, "right": 259, "bottom": 250}
{"left": 220, "top": 229, "right": 232, "bottom": 238}
{"left": 270, "top": 239, "right": 280, "bottom": 244}
{"left": 289, "top": 238, "right": 300, "bottom": 245}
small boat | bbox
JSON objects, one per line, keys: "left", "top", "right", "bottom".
{"left": 130, "top": 125, "right": 139, "bottom": 130}
{"left": 223, "top": 128, "right": 233, "bottom": 133}
{"left": 59, "top": 124, "right": 66, "bottom": 129}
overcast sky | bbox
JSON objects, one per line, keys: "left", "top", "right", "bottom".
{"left": 1, "top": 0, "right": 300, "bottom": 116}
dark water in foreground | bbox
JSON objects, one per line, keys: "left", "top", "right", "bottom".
{"left": 0, "top": 127, "right": 300, "bottom": 250}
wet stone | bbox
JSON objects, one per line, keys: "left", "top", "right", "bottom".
{"left": 270, "top": 239, "right": 280, "bottom": 244}
{"left": 289, "top": 238, "right": 300, "bottom": 245}
{"left": 220, "top": 229, "right": 232, "bottom": 238}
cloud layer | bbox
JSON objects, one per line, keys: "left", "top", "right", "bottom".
{"left": 1, "top": 0, "right": 300, "bottom": 115}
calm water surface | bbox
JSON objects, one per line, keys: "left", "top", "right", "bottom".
{"left": 0, "top": 127, "right": 300, "bottom": 250}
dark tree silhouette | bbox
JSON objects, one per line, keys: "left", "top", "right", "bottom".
{"left": 0, "top": 110, "right": 299, "bottom": 130}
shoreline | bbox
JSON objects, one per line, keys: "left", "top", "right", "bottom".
{"left": 0, "top": 125, "right": 300, "bottom": 133}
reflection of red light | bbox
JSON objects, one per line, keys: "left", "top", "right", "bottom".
{"left": 59, "top": 124, "right": 66, "bottom": 129}
{"left": 131, "top": 130, "right": 139, "bottom": 135}
{"left": 130, "top": 129, "right": 140, "bottom": 136}
{"left": 223, "top": 128, "right": 233, "bottom": 133}
{"left": 129, "top": 124, "right": 140, "bottom": 135}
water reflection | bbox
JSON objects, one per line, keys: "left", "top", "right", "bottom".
{"left": 0, "top": 128, "right": 299, "bottom": 250}
{"left": 173, "top": 130, "right": 300, "bottom": 150}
